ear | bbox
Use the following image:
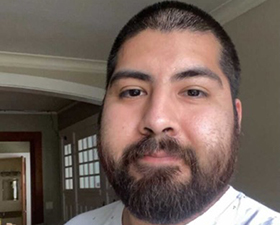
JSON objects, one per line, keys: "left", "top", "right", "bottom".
{"left": 235, "top": 99, "right": 242, "bottom": 130}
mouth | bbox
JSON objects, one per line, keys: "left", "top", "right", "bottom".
{"left": 139, "top": 150, "right": 181, "bottom": 165}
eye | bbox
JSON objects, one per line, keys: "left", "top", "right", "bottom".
{"left": 181, "top": 89, "right": 207, "bottom": 98}
{"left": 119, "top": 88, "right": 146, "bottom": 98}
{"left": 188, "top": 89, "right": 202, "bottom": 97}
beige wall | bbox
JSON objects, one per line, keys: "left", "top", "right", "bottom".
{"left": 0, "top": 142, "right": 30, "bottom": 153}
{"left": 224, "top": 0, "right": 280, "bottom": 211}
{"left": 0, "top": 114, "right": 62, "bottom": 225}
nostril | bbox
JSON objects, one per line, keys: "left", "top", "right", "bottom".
{"left": 143, "top": 127, "right": 154, "bottom": 135}
{"left": 163, "top": 127, "right": 173, "bottom": 133}
{"left": 143, "top": 127, "right": 174, "bottom": 136}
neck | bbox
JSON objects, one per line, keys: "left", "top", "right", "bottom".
{"left": 122, "top": 185, "right": 230, "bottom": 225}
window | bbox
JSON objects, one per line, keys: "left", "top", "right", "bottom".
{"left": 78, "top": 135, "right": 100, "bottom": 189}
{"left": 64, "top": 144, "right": 73, "bottom": 190}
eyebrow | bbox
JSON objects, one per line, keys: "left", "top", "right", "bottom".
{"left": 109, "top": 70, "right": 152, "bottom": 87}
{"left": 171, "top": 68, "right": 223, "bottom": 87}
{"left": 109, "top": 67, "right": 223, "bottom": 87}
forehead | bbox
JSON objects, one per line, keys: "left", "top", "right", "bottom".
{"left": 114, "top": 29, "right": 226, "bottom": 84}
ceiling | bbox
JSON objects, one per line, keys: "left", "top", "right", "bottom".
{"left": 0, "top": 0, "right": 231, "bottom": 60}
{"left": 0, "top": 0, "right": 262, "bottom": 113}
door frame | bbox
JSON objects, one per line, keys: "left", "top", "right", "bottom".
{"left": 0, "top": 132, "right": 43, "bottom": 224}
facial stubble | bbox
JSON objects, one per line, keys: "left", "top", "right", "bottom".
{"left": 98, "top": 116, "right": 239, "bottom": 224}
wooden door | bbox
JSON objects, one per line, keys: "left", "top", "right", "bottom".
{"left": 75, "top": 127, "right": 104, "bottom": 213}
{"left": 61, "top": 116, "right": 119, "bottom": 223}
{"left": 62, "top": 136, "right": 77, "bottom": 221}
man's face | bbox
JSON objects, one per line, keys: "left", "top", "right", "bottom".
{"left": 99, "top": 29, "right": 242, "bottom": 224}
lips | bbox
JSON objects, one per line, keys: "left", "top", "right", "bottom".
{"left": 140, "top": 150, "right": 180, "bottom": 164}
{"left": 147, "top": 151, "right": 171, "bottom": 158}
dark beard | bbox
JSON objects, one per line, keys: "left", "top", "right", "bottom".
{"left": 98, "top": 117, "right": 240, "bottom": 224}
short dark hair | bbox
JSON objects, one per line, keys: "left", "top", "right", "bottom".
{"left": 106, "top": 1, "right": 240, "bottom": 99}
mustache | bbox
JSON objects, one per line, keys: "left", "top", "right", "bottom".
{"left": 120, "top": 136, "right": 198, "bottom": 171}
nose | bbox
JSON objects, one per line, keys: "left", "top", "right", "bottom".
{"left": 139, "top": 91, "right": 178, "bottom": 137}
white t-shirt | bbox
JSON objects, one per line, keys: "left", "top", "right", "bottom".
{"left": 65, "top": 186, "right": 280, "bottom": 225}
{"left": 65, "top": 201, "right": 124, "bottom": 225}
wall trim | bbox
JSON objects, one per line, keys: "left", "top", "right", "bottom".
{"left": 211, "top": 0, "right": 268, "bottom": 25}
{"left": 0, "top": 74, "right": 105, "bottom": 105}
{"left": 0, "top": 51, "right": 106, "bottom": 74}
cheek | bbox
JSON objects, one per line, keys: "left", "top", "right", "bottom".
{"left": 182, "top": 108, "right": 234, "bottom": 165}
{"left": 100, "top": 101, "right": 140, "bottom": 160}
{"left": 102, "top": 100, "right": 131, "bottom": 133}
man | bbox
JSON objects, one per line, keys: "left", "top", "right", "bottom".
{"left": 66, "top": 1, "right": 280, "bottom": 225}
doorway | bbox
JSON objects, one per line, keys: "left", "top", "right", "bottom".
{"left": 0, "top": 142, "right": 31, "bottom": 225}
{"left": 0, "top": 132, "right": 43, "bottom": 225}
{"left": 0, "top": 156, "right": 28, "bottom": 225}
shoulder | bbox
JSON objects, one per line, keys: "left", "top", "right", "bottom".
{"left": 65, "top": 201, "right": 124, "bottom": 225}
{"left": 231, "top": 188, "right": 280, "bottom": 225}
